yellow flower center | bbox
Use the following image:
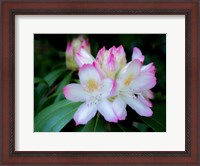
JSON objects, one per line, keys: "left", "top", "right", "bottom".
{"left": 86, "top": 79, "right": 99, "bottom": 92}
{"left": 124, "top": 75, "right": 134, "bottom": 86}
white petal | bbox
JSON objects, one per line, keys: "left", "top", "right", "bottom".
{"left": 73, "top": 102, "right": 98, "bottom": 125}
{"left": 96, "top": 46, "right": 106, "bottom": 64}
{"left": 63, "top": 84, "right": 89, "bottom": 102}
{"left": 79, "top": 48, "right": 94, "bottom": 61}
{"left": 132, "top": 47, "right": 144, "bottom": 62}
{"left": 117, "top": 60, "right": 142, "bottom": 87}
{"left": 75, "top": 48, "right": 95, "bottom": 67}
{"left": 113, "top": 97, "right": 127, "bottom": 120}
{"left": 138, "top": 95, "right": 152, "bottom": 107}
{"left": 142, "top": 90, "right": 154, "bottom": 99}
{"left": 100, "top": 78, "right": 114, "bottom": 98}
{"left": 92, "top": 61, "right": 106, "bottom": 79}
{"left": 130, "top": 73, "right": 156, "bottom": 91}
{"left": 122, "top": 95, "right": 153, "bottom": 117}
{"left": 110, "top": 80, "right": 118, "bottom": 96}
{"left": 66, "top": 41, "right": 73, "bottom": 57}
{"left": 78, "top": 64, "right": 101, "bottom": 90}
{"left": 98, "top": 99, "right": 118, "bottom": 123}
{"left": 141, "top": 63, "right": 156, "bottom": 75}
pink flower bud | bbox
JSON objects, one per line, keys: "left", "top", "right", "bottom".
{"left": 95, "top": 45, "right": 127, "bottom": 79}
{"left": 65, "top": 35, "right": 91, "bottom": 70}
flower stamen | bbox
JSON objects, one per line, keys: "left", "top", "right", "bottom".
{"left": 86, "top": 79, "right": 99, "bottom": 92}
{"left": 124, "top": 75, "right": 134, "bottom": 86}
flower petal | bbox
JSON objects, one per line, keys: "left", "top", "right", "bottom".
{"left": 113, "top": 97, "right": 127, "bottom": 120}
{"left": 100, "top": 78, "right": 114, "bottom": 98}
{"left": 110, "top": 80, "right": 118, "bottom": 96}
{"left": 78, "top": 64, "right": 101, "bottom": 90}
{"left": 81, "top": 38, "right": 91, "bottom": 52}
{"left": 142, "top": 90, "right": 154, "bottom": 99}
{"left": 116, "top": 45, "right": 126, "bottom": 57}
{"left": 63, "top": 84, "right": 89, "bottom": 102}
{"left": 116, "top": 45, "right": 127, "bottom": 65}
{"left": 66, "top": 41, "right": 73, "bottom": 57}
{"left": 130, "top": 73, "right": 156, "bottom": 91}
{"left": 117, "top": 59, "right": 142, "bottom": 87}
{"left": 92, "top": 61, "right": 106, "bottom": 79}
{"left": 98, "top": 99, "right": 118, "bottom": 123}
{"left": 122, "top": 95, "right": 153, "bottom": 117}
{"left": 75, "top": 48, "right": 95, "bottom": 67}
{"left": 73, "top": 102, "right": 98, "bottom": 125}
{"left": 141, "top": 63, "right": 156, "bottom": 75}
{"left": 132, "top": 47, "right": 144, "bottom": 62}
{"left": 96, "top": 46, "right": 106, "bottom": 64}
{"left": 138, "top": 95, "right": 152, "bottom": 107}
{"left": 106, "top": 53, "right": 116, "bottom": 72}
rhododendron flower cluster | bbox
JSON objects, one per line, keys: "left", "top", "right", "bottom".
{"left": 63, "top": 39, "right": 157, "bottom": 125}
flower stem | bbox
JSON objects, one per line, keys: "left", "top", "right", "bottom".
{"left": 94, "top": 113, "right": 100, "bottom": 132}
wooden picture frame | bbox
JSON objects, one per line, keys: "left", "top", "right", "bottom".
{"left": 1, "top": 0, "right": 199, "bottom": 165}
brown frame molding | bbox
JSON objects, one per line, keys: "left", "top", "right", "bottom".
{"left": 1, "top": 0, "right": 199, "bottom": 165}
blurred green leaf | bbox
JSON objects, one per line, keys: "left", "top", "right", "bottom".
{"left": 36, "top": 68, "right": 66, "bottom": 96}
{"left": 54, "top": 71, "right": 73, "bottom": 102}
{"left": 35, "top": 68, "right": 66, "bottom": 113}
{"left": 34, "top": 100, "right": 82, "bottom": 132}
{"left": 111, "top": 123, "right": 139, "bottom": 132}
{"left": 34, "top": 77, "right": 48, "bottom": 86}
{"left": 138, "top": 102, "right": 166, "bottom": 132}
{"left": 52, "top": 62, "right": 66, "bottom": 70}
{"left": 39, "top": 91, "right": 63, "bottom": 111}
{"left": 71, "top": 79, "right": 80, "bottom": 83}
{"left": 132, "top": 122, "right": 149, "bottom": 132}
{"left": 44, "top": 68, "right": 66, "bottom": 87}
{"left": 34, "top": 89, "right": 40, "bottom": 114}
{"left": 34, "top": 39, "right": 64, "bottom": 77}
{"left": 74, "top": 113, "right": 107, "bottom": 132}
{"left": 111, "top": 124, "right": 126, "bottom": 132}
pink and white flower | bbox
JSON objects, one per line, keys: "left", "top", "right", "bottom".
{"left": 95, "top": 45, "right": 127, "bottom": 79}
{"left": 65, "top": 35, "right": 91, "bottom": 70}
{"left": 63, "top": 64, "right": 118, "bottom": 125}
{"left": 132, "top": 47, "right": 145, "bottom": 62}
{"left": 75, "top": 48, "right": 95, "bottom": 67}
{"left": 63, "top": 44, "right": 157, "bottom": 125}
{"left": 112, "top": 47, "right": 156, "bottom": 120}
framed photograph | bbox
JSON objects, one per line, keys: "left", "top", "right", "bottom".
{"left": 34, "top": 33, "right": 166, "bottom": 133}
{"left": 1, "top": 0, "right": 199, "bottom": 165}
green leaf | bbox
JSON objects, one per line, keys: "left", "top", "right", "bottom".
{"left": 74, "top": 113, "right": 107, "bottom": 132}
{"left": 35, "top": 68, "right": 67, "bottom": 113}
{"left": 54, "top": 71, "right": 73, "bottom": 102}
{"left": 34, "top": 77, "right": 48, "bottom": 86}
{"left": 34, "top": 89, "right": 40, "bottom": 115}
{"left": 132, "top": 122, "right": 149, "bottom": 132}
{"left": 110, "top": 123, "right": 122, "bottom": 132}
{"left": 117, "top": 124, "right": 130, "bottom": 132}
{"left": 36, "top": 68, "right": 66, "bottom": 96}
{"left": 111, "top": 123, "right": 139, "bottom": 132}
{"left": 52, "top": 62, "right": 66, "bottom": 70}
{"left": 71, "top": 79, "right": 80, "bottom": 83}
{"left": 138, "top": 102, "right": 166, "bottom": 132}
{"left": 44, "top": 68, "right": 66, "bottom": 87}
{"left": 93, "top": 113, "right": 107, "bottom": 132}
{"left": 34, "top": 100, "right": 82, "bottom": 132}
{"left": 39, "top": 91, "right": 64, "bottom": 110}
